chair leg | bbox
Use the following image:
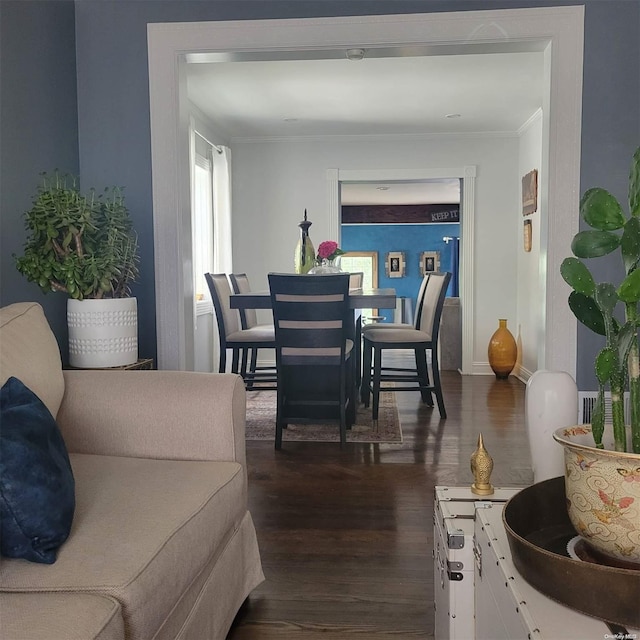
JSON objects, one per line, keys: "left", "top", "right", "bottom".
{"left": 355, "top": 316, "right": 362, "bottom": 388}
{"left": 218, "top": 348, "right": 227, "bottom": 374}
{"left": 372, "top": 345, "right": 383, "bottom": 421}
{"left": 348, "top": 355, "right": 357, "bottom": 429}
{"left": 275, "top": 384, "right": 284, "bottom": 449}
{"left": 431, "top": 346, "right": 447, "bottom": 419}
{"left": 339, "top": 367, "right": 347, "bottom": 447}
{"left": 231, "top": 349, "right": 241, "bottom": 374}
{"left": 243, "top": 349, "right": 256, "bottom": 390}
{"left": 415, "top": 348, "right": 433, "bottom": 406}
{"left": 240, "top": 349, "right": 249, "bottom": 381}
{"left": 345, "top": 353, "right": 356, "bottom": 428}
{"left": 361, "top": 338, "right": 372, "bottom": 406}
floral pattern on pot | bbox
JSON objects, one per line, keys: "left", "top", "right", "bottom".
{"left": 553, "top": 425, "right": 640, "bottom": 565}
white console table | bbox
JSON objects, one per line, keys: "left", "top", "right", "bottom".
{"left": 434, "top": 485, "right": 640, "bottom": 640}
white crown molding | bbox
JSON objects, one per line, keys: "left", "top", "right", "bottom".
{"left": 518, "top": 108, "right": 543, "bottom": 136}
{"left": 229, "top": 130, "right": 520, "bottom": 145}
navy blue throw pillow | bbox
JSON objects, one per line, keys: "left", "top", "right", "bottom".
{"left": 0, "top": 376, "right": 75, "bottom": 564}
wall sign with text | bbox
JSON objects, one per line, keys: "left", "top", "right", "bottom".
{"left": 342, "top": 203, "right": 460, "bottom": 224}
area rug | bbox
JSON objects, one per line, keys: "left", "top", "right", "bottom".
{"left": 245, "top": 390, "right": 402, "bottom": 443}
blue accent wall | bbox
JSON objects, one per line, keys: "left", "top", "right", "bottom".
{"left": 0, "top": 0, "right": 78, "bottom": 358}
{"left": 342, "top": 223, "right": 459, "bottom": 322}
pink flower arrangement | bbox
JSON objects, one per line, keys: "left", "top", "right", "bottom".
{"left": 316, "top": 240, "right": 345, "bottom": 262}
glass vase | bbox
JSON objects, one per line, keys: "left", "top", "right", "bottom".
{"left": 294, "top": 210, "right": 315, "bottom": 274}
{"left": 308, "top": 258, "right": 342, "bottom": 275}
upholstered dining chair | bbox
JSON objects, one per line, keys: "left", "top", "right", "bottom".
{"left": 229, "top": 272, "right": 277, "bottom": 387}
{"left": 362, "top": 272, "right": 430, "bottom": 334}
{"left": 359, "top": 273, "right": 430, "bottom": 402}
{"left": 268, "top": 272, "right": 354, "bottom": 449}
{"left": 361, "top": 271, "right": 451, "bottom": 420}
{"left": 348, "top": 271, "right": 364, "bottom": 290}
{"left": 205, "top": 273, "right": 277, "bottom": 389}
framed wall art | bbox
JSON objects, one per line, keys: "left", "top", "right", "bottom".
{"left": 522, "top": 169, "right": 538, "bottom": 216}
{"left": 420, "top": 251, "right": 440, "bottom": 275}
{"left": 385, "top": 251, "right": 406, "bottom": 278}
{"left": 523, "top": 219, "right": 532, "bottom": 252}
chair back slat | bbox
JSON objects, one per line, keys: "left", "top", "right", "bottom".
{"left": 269, "top": 273, "right": 350, "bottom": 366}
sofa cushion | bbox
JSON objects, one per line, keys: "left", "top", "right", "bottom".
{"left": 0, "top": 377, "right": 75, "bottom": 564}
{"left": 0, "top": 453, "right": 246, "bottom": 640}
{"left": 0, "top": 303, "right": 64, "bottom": 418}
{"left": 0, "top": 593, "right": 124, "bottom": 640}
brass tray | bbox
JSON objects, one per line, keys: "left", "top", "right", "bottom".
{"left": 502, "top": 476, "right": 640, "bottom": 629}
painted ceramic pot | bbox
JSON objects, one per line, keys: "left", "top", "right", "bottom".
{"left": 553, "top": 425, "right": 640, "bottom": 566}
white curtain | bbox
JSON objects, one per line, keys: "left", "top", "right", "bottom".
{"left": 212, "top": 146, "right": 233, "bottom": 273}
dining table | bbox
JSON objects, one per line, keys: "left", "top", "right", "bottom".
{"left": 230, "top": 285, "right": 397, "bottom": 425}
{"left": 229, "top": 286, "right": 396, "bottom": 313}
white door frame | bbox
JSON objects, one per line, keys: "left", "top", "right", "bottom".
{"left": 148, "top": 7, "right": 583, "bottom": 375}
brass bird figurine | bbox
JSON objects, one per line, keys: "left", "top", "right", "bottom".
{"left": 470, "top": 433, "right": 494, "bottom": 496}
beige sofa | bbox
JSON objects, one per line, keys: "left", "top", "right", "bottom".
{"left": 0, "top": 302, "right": 264, "bottom": 640}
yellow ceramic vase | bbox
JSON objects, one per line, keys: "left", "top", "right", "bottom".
{"left": 488, "top": 318, "right": 517, "bottom": 380}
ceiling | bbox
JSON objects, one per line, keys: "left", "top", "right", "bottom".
{"left": 340, "top": 178, "right": 461, "bottom": 205}
{"left": 186, "top": 49, "right": 544, "bottom": 204}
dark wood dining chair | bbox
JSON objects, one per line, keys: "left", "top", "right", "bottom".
{"left": 229, "top": 272, "right": 277, "bottom": 388}
{"left": 347, "top": 271, "right": 364, "bottom": 387}
{"left": 361, "top": 271, "right": 451, "bottom": 420}
{"left": 205, "top": 273, "right": 276, "bottom": 389}
{"left": 268, "top": 272, "right": 354, "bottom": 449}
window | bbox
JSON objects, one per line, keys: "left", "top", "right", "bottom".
{"left": 192, "top": 133, "right": 214, "bottom": 312}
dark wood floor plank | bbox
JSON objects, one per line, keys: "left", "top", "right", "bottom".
{"left": 228, "top": 362, "right": 531, "bottom": 639}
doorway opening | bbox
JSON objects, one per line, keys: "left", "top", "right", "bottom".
{"left": 330, "top": 167, "right": 474, "bottom": 373}
{"left": 148, "top": 7, "right": 583, "bottom": 376}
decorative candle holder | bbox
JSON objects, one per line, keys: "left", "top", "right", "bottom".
{"left": 470, "top": 432, "right": 494, "bottom": 495}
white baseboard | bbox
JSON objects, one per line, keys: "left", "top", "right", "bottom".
{"left": 471, "top": 362, "right": 495, "bottom": 376}
{"left": 514, "top": 364, "right": 533, "bottom": 383}
{"left": 470, "top": 361, "right": 531, "bottom": 382}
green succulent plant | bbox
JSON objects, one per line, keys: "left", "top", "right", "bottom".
{"left": 560, "top": 147, "right": 640, "bottom": 453}
{"left": 14, "top": 172, "right": 139, "bottom": 300}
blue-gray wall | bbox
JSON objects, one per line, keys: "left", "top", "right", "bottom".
{"left": 2, "top": 1, "right": 639, "bottom": 386}
{"left": 0, "top": 0, "right": 78, "bottom": 360}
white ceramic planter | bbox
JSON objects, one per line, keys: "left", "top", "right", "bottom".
{"left": 67, "top": 298, "right": 138, "bottom": 368}
{"left": 553, "top": 425, "right": 640, "bottom": 565}
{"left": 525, "top": 370, "right": 578, "bottom": 483}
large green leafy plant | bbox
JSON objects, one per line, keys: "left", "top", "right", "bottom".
{"left": 15, "top": 172, "right": 139, "bottom": 300}
{"left": 561, "top": 147, "right": 640, "bottom": 453}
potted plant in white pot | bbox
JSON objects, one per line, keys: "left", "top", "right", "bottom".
{"left": 556, "top": 146, "right": 640, "bottom": 565}
{"left": 14, "top": 172, "right": 140, "bottom": 368}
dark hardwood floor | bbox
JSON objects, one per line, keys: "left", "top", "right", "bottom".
{"left": 228, "top": 357, "right": 532, "bottom": 639}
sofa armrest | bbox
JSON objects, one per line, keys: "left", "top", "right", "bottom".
{"left": 57, "top": 371, "right": 247, "bottom": 467}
